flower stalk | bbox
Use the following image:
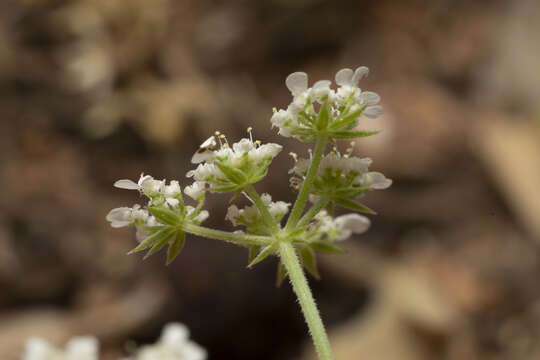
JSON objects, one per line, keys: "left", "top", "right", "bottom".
{"left": 279, "top": 241, "right": 334, "bottom": 360}
{"left": 285, "top": 135, "right": 327, "bottom": 231}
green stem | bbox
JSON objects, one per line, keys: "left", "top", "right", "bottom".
{"left": 181, "top": 223, "right": 270, "bottom": 247}
{"left": 279, "top": 241, "right": 334, "bottom": 360}
{"left": 286, "top": 135, "right": 327, "bottom": 231}
{"left": 297, "top": 196, "right": 330, "bottom": 228}
{"left": 244, "top": 185, "right": 280, "bottom": 232}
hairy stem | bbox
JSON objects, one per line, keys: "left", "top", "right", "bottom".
{"left": 297, "top": 196, "right": 330, "bottom": 228}
{"left": 181, "top": 222, "right": 271, "bottom": 247}
{"left": 279, "top": 241, "right": 334, "bottom": 360}
{"left": 286, "top": 135, "right": 327, "bottom": 231}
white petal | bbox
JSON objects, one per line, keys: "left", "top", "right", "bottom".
{"left": 365, "top": 172, "right": 392, "bottom": 189}
{"left": 180, "top": 341, "right": 208, "bottom": 360}
{"left": 352, "top": 66, "right": 369, "bottom": 84}
{"left": 194, "top": 210, "right": 209, "bottom": 223}
{"left": 360, "top": 91, "right": 380, "bottom": 105}
{"left": 165, "top": 197, "right": 180, "bottom": 207}
{"left": 23, "top": 338, "right": 56, "bottom": 360}
{"left": 161, "top": 323, "right": 189, "bottom": 346}
{"left": 363, "top": 105, "right": 384, "bottom": 119}
{"left": 285, "top": 72, "right": 308, "bottom": 94}
{"left": 335, "top": 213, "right": 370, "bottom": 239}
{"left": 312, "top": 80, "right": 331, "bottom": 90}
{"left": 200, "top": 135, "right": 216, "bottom": 149}
{"left": 335, "top": 68, "right": 353, "bottom": 86}
{"left": 114, "top": 179, "right": 139, "bottom": 190}
{"left": 191, "top": 150, "right": 214, "bottom": 164}
{"left": 65, "top": 336, "right": 99, "bottom": 360}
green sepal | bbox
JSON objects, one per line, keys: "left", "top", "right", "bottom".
{"left": 210, "top": 184, "right": 241, "bottom": 193}
{"left": 248, "top": 245, "right": 261, "bottom": 264}
{"left": 166, "top": 231, "right": 186, "bottom": 265}
{"left": 300, "top": 246, "right": 320, "bottom": 279}
{"left": 247, "top": 243, "right": 276, "bottom": 268}
{"left": 215, "top": 162, "right": 247, "bottom": 184}
{"left": 148, "top": 206, "right": 182, "bottom": 226}
{"left": 316, "top": 101, "right": 331, "bottom": 130}
{"left": 287, "top": 227, "right": 307, "bottom": 239}
{"left": 334, "top": 197, "right": 376, "bottom": 214}
{"left": 144, "top": 228, "right": 176, "bottom": 259}
{"left": 329, "top": 107, "right": 363, "bottom": 130}
{"left": 276, "top": 262, "right": 288, "bottom": 287}
{"left": 309, "top": 240, "right": 346, "bottom": 254}
{"left": 128, "top": 226, "right": 174, "bottom": 254}
{"left": 328, "top": 130, "right": 380, "bottom": 140}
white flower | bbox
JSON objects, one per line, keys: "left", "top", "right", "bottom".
{"left": 290, "top": 153, "right": 372, "bottom": 179}
{"left": 362, "top": 105, "right": 384, "bottom": 119}
{"left": 285, "top": 72, "right": 308, "bottom": 96}
{"left": 309, "top": 80, "right": 334, "bottom": 103}
{"left": 131, "top": 323, "right": 207, "bottom": 360}
{"left": 335, "top": 66, "right": 369, "bottom": 87}
{"left": 135, "top": 216, "right": 160, "bottom": 242}
{"left": 65, "top": 337, "right": 99, "bottom": 360}
{"left": 23, "top": 338, "right": 56, "bottom": 360}
{"left": 358, "top": 171, "right": 392, "bottom": 189}
{"left": 270, "top": 109, "right": 293, "bottom": 137}
{"left": 272, "top": 66, "right": 383, "bottom": 140}
{"left": 311, "top": 211, "right": 370, "bottom": 241}
{"left": 114, "top": 174, "right": 165, "bottom": 196}
{"left": 23, "top": 336, "right": 99, "bottom": 360}
{"left": 106, "top": 205, "right": 149, "bottom": 228}
{"left": 334, "top": 213, "right": 370, "bottom": 240}
{"left": 226, "top": 194, "right": 290, "bottom": 227}
{"left": 187, "top": 136, "right": 282, "bottom": 189}
{"left": 184, "top": 181, "right": 206, "bottom": 200}
{"left": 191, "top": 136, "right": 217, "bottom": 164}
{"left": 186, "top": 163, "right": 223, "bottom": 182}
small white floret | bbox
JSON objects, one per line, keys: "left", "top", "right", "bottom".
{"left": 335, "top": 213, "right": 371, "bottom": 241}
{"left": 285, "top": 72, "right": 308, "bottom": 95}
{"left": 363, "top": 105, "right": 384, "bottom": 119}
{"left": 114, "top": 179, "right": 140, "bottom": 190}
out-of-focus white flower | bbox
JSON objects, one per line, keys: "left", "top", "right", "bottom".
{"left": 310, "top": 211, "right": 370, "bottom": 242}
{"left": 23, "top": 336, "right": 99, "bottom": 360}
{"left": 128, "top": 323, "right": 207, "bottom": 360}
{"left": 334, "top": 213, "right": 371, "bottom": 240}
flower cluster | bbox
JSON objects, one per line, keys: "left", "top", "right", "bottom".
{"left": 23, "top": 323, "right": 205, "bottom": 360}
{"left": 226, "top": 193, "right": 290, "bottom": 235}
{"left": 271, "top": 66, "right": 383, "bottom": 142}
{"left": 123, "top": 323, "right": 206, "bottom": 360}
{"left": 106, "top": 174, "right": 209, "bottom": 264}
{"left": 290, "top": 147, "right": 391, "bottom": 213}
{"left": 23, "top": 336, "right": 98, "bottom": 360}
{"left": 187, "top": 132, "right": 282, "bottom": 193}
{"left": 105, "top": 66, "right": 393, "bottom": 360}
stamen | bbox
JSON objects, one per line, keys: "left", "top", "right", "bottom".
{"left": 247, "top": 127, "right": 253, "bottom": 142}
{"left": 289, "top": 152, "right": 298, "bottom": 162}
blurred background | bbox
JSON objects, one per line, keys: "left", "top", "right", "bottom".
{"left": 1, "top": 0, "right": 540, "bottom": 359}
